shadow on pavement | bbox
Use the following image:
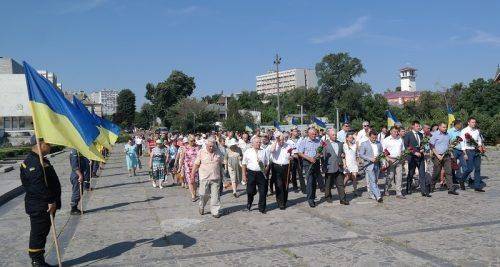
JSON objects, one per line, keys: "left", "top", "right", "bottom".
{"left": 162, "top": 231, "right": 197, "bottom": 248}
{"left": 63, "top": 238, "right": 153, "bottom": 266}
{"left": 95, "top": 180, "right": 150, "bottom": 190}
{"left": 84, "top": 196, "right": 164, "bottom": 213}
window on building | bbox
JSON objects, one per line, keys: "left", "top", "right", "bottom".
{"left": 13, "top": 117, "right": 20, "bottom": 129}
{"left": 4, "top": 117, "right": 12, "bottom": 129}
{"left": 19, "top": 117, "right": 26, "bottom": 129}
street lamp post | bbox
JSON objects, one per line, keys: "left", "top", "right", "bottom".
{"left": 274, "top": 54, "right": 281, "bottom": 123}
{"left": 297, "top": 104, "right": 303, "bottom": 125}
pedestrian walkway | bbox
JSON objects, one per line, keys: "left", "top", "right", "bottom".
{"left": 1, "top": 145, "right": 499, "bottom": 266}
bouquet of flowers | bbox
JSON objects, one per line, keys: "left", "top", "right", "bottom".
{"left": 420, "top": 131, "right": 432, "bottom": 151}
{"left": 376, "top": 149, "right": 391, "bottom": 163}
{"left": 445, "top": 136, "right": 463, "bottom": 156}
{"left": 464, "top": 133, "right": 487, "bottom": 157}
{"left": 380, "top": 148, "right": 412, "bottom": 172}
{"left": 315, "top": 141, "right": 327, "bottom": 158}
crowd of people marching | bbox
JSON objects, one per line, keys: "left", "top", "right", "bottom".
{"left": 124, "top": 117, "right": 486, "bottom": 218}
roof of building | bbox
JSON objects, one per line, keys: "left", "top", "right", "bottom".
{"left": 383, "top": 91, "right": 421, "bottom": 99}
{"left": 400, "top": 67, "right": 417, "bottom": 72}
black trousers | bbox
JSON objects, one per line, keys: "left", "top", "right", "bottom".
{"left": 272, "top": 163, "right": 289, "bottom": 208}
{"left": 406, "top": 156, "right": 428, "bottom": 194}
{"left": 247, "top": 170, "right": 268, "bottom": 212}
{"left": 29, "top": 212, "right": 51, "bottom": 261}
{"left": 268, "top": 166, "right": 274, "bottom": 192}
{"left": 303, "top": 161, "right": 321, "bottom": 203}
{"left": 291, "top": 158, "right": 306, "bottom": 192}
{"left": 325, "top": 171, "right": 346, "bottom": 201}
{"left": 432, "top": 154, "right": 454, "bottom": 191}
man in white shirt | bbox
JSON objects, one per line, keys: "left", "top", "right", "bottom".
{"left": 286, "top": 127, "right": 304, "bottom": 192}
{"left": 268, "top": 132, "right": 292, "bottom": 210}
{"left": 242, "top": 136, "right": 270, "bottom": 213}
{"left": 382, "top": 127, "right": 405, "bottom": 198}
{"left": 356, "top": 121, "right": 371, "bottom": 146}
{"left": 337, "top": 123, "right": 350, "bottom": 143}
{"left": 460, "top": 117, "right": 485, "bottom": 192}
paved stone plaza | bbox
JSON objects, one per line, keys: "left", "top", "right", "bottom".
{"left": 0, "top": 145, "right": 499, "bottom": 266}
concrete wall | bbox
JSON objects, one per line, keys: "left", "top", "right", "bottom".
{"left": 0, "top": 74, "right": 31, "bottom": 117}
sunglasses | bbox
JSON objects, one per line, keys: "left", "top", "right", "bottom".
{"left": 363, "top": 125, "right": 369, "bottom": 127}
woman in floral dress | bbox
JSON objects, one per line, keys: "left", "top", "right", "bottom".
{"left": 149, "top": 139, "right": 167, "bottom": 189}
{"left": 179, "top": 135, "right": 199, "bottom": 201}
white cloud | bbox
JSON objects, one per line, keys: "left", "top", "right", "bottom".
{"left": 58, "top": 0, "right": 108, "bottom": 14}
{"left": 165, "top": 5, "right": 200, "bottom": 16}
{"left": 468, "top": 30, "right": 500, "bottom": 46}
{"left": 310, "top": 16, "right": 369, "bottom": 44}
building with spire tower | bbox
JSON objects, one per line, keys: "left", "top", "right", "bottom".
{"left": 384, "top": 67, "right": 421, "bottom": 106}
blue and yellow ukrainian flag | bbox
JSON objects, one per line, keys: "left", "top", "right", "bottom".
{"left": 291, "top": 117, "right": 300, "bottom": 125}
{"left": 273, "top": 120, "right": 282, "bottom": 131}
{"left": 311, "top": 116, "right": 326, "bottom": 129}
{"left": 23, "top": 62, "right": 105, "bottom": 162}
{"left": 447, "top": 107, "right": 455, "bottom": 129}
{"left": 92, "top": 112, "right": 120, "bottom": 146}
{"left": 386, "top": 110, "right": 399, "bottom": 127}
{"left": 72, "top": 96, "right": 112, "bottom": 150}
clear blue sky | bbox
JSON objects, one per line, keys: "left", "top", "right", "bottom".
{"left": 2, "top": 0, "right": 499, "bottom": 107}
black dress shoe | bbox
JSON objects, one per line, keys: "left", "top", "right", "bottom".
{"left": 199, "top": 207, "right": 204, "bottom": 215}
{"left": 32, "top": 259, "right": 57, "bottom": 267}
{"left": 474, "top": 188, "right": 485, "bottom": 192}
{"left": 340, "top": 200, "right": 350, "bottom": 205}
{"left": 425, "top": 193, "right": 432, "bottom": 197}
{"left": 377, "top": 197, "right": 383, "bottom": 203}
{"left": 279, "top": 206, "right": 286, "bottom": 210}
{"left": 259, "top": 210, "right": 266, "bottom": 214}
{"left": 308, "top": 201, "right": 316, "bottom": 208}
{"left": 459, "top": 182, "right": 466, "bottom": 190}
{"left": 213, "top": 214, "right": 221, "bottom": 218}
{"left": 70, "top": 207, "right": 82, "bottom": 215}
{"left": 448, "top": 190, "right": 459, "bottom": 195}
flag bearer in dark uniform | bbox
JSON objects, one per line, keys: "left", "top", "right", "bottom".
{"left": 20, "top": 136, "right": 61, "bottom": 267}
{"left": 69, "top": 149, "right": 87, "bottom": 214}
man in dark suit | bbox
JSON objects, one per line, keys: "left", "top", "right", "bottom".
{"left": 322, "top": 129, "right": 347, "bottom": 205}
{"left": 403, "top": 120, "right": 430, "bottom": 197}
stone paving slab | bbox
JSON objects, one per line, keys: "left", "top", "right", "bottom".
{"left": 1, "top": 145, "right": 499, "bottom": 266}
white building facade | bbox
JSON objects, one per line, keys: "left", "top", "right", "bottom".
{"left": 256, "top": 68, "right": 318, "bottom": 95}
{"left": 90, "top": 90, "right": 118, "bottom": 115}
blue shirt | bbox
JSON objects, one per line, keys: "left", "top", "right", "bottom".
{"left": 447, "top": 127, "right": 462, "bottom": 150}
{"left": 430, "top": 131, "right": 451, "bottom": 155}
{"left": 297, "top": 137, "right": 321, "bottom": 158}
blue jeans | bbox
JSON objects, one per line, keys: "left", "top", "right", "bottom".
{"left": 461, "top": 150, "right": 482, "bottom": 189}
{"left": 452, "top": 149, "right": 464, "bottom": 182}
{"left": 365, "top": 164, "right": 381, "bottom": 199}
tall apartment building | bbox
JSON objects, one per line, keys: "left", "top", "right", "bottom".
{"left": 90, "top": 90, "right": 118, "bottom": 115}
{"left": 256, "top": 68, "right": 318, "bottom": 95}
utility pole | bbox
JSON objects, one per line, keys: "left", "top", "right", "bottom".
{"left": 297, "top": 104, "right": 303, "bottom": 125}
{"left": 274, "top": 54, "right": 281, "bottom": 123}
{"left": 336, "top": 108, "right": 339, "bottom": 131}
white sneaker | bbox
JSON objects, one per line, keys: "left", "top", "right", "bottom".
{"left": 159, "top": 181, "right": 164, "bottom": 189}
{"left": 152, "top": 181, "right": 157, "bottom": 188}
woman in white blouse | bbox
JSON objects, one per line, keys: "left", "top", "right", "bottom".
{"left": 343, "top": 132, "right": 361, "bottom": 196}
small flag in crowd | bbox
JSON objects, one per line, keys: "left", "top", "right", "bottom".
{"left": 343, "top": 113, "right": 350, "bottom": 124}
{"left": 311, "top": 116, "right": 326, "bottom": 129}
{"left": 386, "top": 110, "right": 399, "bottom": 127}
{"left": 23, "top": 62, "right": 105, "bottom": 162}
{"left": 273, "top": 120, "right": 282, "bottom": 131}
{"left": 447, "top": 107, "right": 455, "bottom": 129}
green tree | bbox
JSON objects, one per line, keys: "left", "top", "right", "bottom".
{"left": 114, "top": 89, "right": 136, "bottom": 129}
{"left": 167, "top": 98, "right": 217, "bottom": 132}
{"left": 146, "top": 70, "right": 196, "bottom": 126}
{"left": 223, "top": 98, "right": 254, "bottom": 131}
{"left": 135, "top": 103, "right": 155, "bottom": 129}
{"left": 315, "top": 52, "right": 366, "bottom": 113}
